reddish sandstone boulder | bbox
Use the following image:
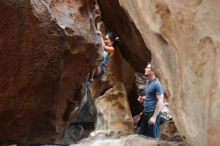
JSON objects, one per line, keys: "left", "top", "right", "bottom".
{"left": 0, "top": 0, "right": 101, "bottom": 144}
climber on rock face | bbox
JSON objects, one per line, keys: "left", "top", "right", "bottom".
{"left": 89, "top": 31, "right": 120, "bottom": 82}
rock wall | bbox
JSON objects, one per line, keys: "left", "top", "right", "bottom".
{"left": 1, "top": 0, "right": 220, "bottom": 145}
{"left": 0, "top": 0, "right": 101, "bottom": 144}
{"left": 98, "top": 0, "right": 220, "bottom": 146}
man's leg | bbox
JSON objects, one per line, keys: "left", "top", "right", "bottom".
{"left": 146, "top": 113, "right": 160, "bottom": 138}
{"left": 139, "top": 112, "right": 149, "bottom": 136}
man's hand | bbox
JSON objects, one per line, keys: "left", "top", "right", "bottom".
{"left": 137, "top": 96, "right": 145, "bottom": 103}
{"left": 148, "top": 116, "right": 156, "bottom": 125}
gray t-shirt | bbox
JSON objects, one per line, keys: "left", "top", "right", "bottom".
{"left": 143, "top": 78, "right": 164, "bottom": 112}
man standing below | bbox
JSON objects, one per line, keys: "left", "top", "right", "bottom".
{"left": 138, "top": 62, "right": 164, "bottom": 138}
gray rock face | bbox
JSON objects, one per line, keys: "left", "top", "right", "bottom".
{"left": 71, "top": 130, "right": 183, "bottom": 146}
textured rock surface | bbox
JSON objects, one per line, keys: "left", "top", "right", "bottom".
{"left": 99, "top": 0, "right": 220, "bottom": 146}
{"left": 2, "top": 0, "right": 220, "bottom": 145}
{"left": 0, "top": 0, "right": 101, "bottom": 144}
{"left": 61, "top": 92, "right": 97, "bottom": 144}
{"left": 71, "top": 130, "right": 184, "bottom": 146}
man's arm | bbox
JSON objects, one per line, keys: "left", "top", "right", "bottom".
{"left": 148, "top": 93, "right": 163, "bottom": 125}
